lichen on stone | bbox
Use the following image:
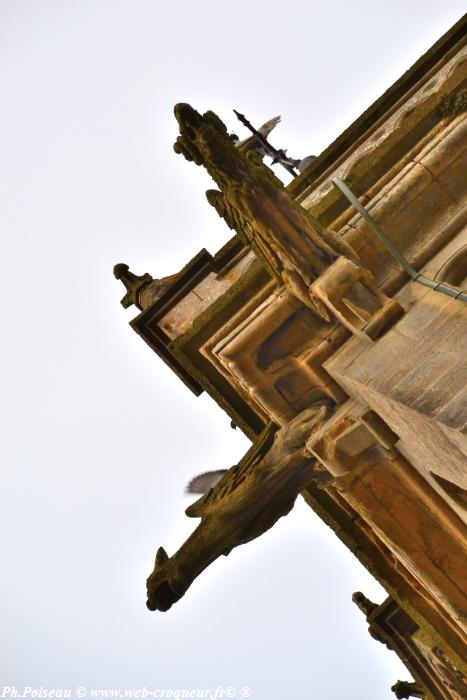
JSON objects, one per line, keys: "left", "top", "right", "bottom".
{"left": 439, "top": 87, "right": 467, "bottom": 115}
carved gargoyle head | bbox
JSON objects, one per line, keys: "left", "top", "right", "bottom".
{"left": 146, "top": 546, "right": 186, "bottom": 612}
{"left": 145, "top": 403, "right": 337, "bottom": 613}
{"left": 391, "top": 680, "right": 426, "bottom": 699}
{"left": 173, "top": 103, "right": 253, "bottom": 189}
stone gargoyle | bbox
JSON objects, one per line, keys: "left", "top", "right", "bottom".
{"left": 146, "top": 399, "right": 334, "bottom": 611}
{"left": 173, "top": 102, "right": 340, "bottom": 320}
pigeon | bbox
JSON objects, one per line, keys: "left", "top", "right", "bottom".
{"left": 186, "top": 470, "right": 228, "bottom": 494}
{"left": 295, "top": 154, "right": 317, "bottom": 172}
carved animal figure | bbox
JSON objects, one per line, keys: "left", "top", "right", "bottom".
{"left": 146, "top": 400, "right": 334, "bottom": 612}
{"left": 173, "top": 103, "right": 338, "bottom": 320}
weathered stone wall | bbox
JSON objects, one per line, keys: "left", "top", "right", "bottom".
{"left": 324, "top": 286, "right": 467, "bottom": 523}
{"left": 159, "top": 249, "right": 256, "bottom": 339}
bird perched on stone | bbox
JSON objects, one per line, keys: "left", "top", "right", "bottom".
{"left": 230, "top": 115, "right": 281, "bottom": 157}
{"left": 293, "top": 154, "right": 317, "bottom": 172}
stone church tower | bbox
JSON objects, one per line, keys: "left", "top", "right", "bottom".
{"left": 115, "top": 16, "right": 467, "bottom": 699}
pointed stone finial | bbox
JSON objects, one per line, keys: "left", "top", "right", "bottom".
{"left": 352, "top": 591, "right": 379, "bottom": 617}
{"left": 391, "top": 680, "right": 425, "bottom": 698}
{"left": 113, "top": 263, "right": 154, "bottom": 310}
{"left": 155, "top": 546, "right": 169, "bottom": 568}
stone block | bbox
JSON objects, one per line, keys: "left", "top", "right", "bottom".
{"left": 311, "top": 256, "right": 404, "bottom": 340}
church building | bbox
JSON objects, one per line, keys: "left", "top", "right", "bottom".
{"left": 115, "top": 16, "right": 467, "bottom": 699}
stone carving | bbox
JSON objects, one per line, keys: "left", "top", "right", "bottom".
{"left": 206, "top": 188, "right": 288, "bottom": 282}
{"left": 352, "top": 591, "right": 378, "bottom": 617}
{"left": 429, "top": 646, "right": 467, "bottom": 700}
{"left": 391, "top": 680, "right": 426, "bottom": 699}
{"left": 352, "top": 591, "right": 393, "bottom": 650}
{"left": 310, "top": 256, "right": 404, "bottom": 338}
{"left": 173, "top": 103, "right": 339, "bottom": 319}
{"left": 306, "top": 401, "right": 383, "bottom": 477}
{"left": 206, "top": 189, "right": 243, "bottom": 235}
{"left": 113, "top": 263, "right": 153, "bottom": 310}
{"left": 146, "top": 399, "right": 334, "bottom": 612}
{"left": 175, "top": 104, "right": 403, "bottom": 338}
{"left": 113, "top": 263, "right": 182, "bottom": 311}
{"left": 412, "top": 630, "right": 467, "bottom": 699}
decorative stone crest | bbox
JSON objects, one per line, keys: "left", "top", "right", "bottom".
{"left": 391, "top": 680, "right": 426, "bottom": 699}
{"left": 113, "top": 263, "right": 182, "bottom": 311}
{"left": 352, "top": 591, "right": 378, "bottom": 617}
{"left": 113, "top": 263, "right": 153, "bottom": 310}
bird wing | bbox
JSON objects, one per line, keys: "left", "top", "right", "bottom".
{"left": 257, "top": 115, "right": 281, "bottom": 137}
{"left": 186, "top": 469, "right": 228, "bottom": 494}
{"left": 236, "top": 115, "right": 281, "bottom": 150}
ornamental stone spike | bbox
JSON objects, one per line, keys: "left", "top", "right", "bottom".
{"left": 391, "top": 680, "right": 426, "bottom": 699}
{"left": 113, "top": 263, "right": 154, "bottom": 310}
{"left": 352, "top": 591, "right": 379, "bottom": 618}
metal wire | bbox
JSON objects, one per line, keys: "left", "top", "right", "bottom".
{"left": 332, "top": 177, "right": 467, "bottom": 303}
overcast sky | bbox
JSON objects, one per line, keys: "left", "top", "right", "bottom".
{"left": 1, "top": 2, "right": 465, "bottom": 699}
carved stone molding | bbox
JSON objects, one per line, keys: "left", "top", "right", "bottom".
{"left": 305, "top": 400, "right": 397, "bottom": 476}
{"left": 310, "top": 256, "right": 404, "bottom": 339}
{"left": 306, "top": 399, "right": 467, "bottom": 635}
{"left": 198, "top": 286, "right": 347, "bottom": 426}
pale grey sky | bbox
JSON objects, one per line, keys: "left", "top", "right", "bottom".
{"left": 1, "top": 2, "right": 464, "bottom": 699}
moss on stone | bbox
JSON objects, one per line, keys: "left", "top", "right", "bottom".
{"left": 288, "top": 14, "right": 467, "bottom": 200}
{"left": 439, "top": 87, "right": 467, "bottom": 115}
